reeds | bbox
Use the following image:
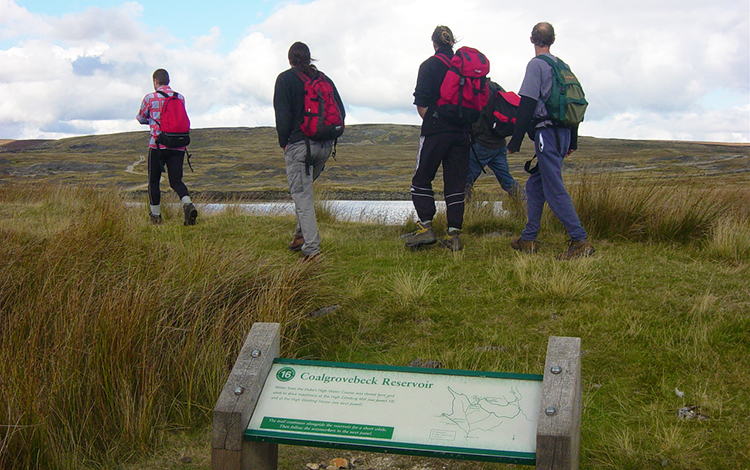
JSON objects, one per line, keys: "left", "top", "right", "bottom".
{"left": 464, "top": 174, "right": 748, "bottom": 254}
{"left": 569, "top": 174, "right": 739, "bottom": 243}
{"left": 0, "top": 184, "right": 324, "bottom": 469}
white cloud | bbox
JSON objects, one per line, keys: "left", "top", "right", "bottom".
{"left": 0, "top": 0, "right": 50, "bottom": 40}
{"left": 0, "top": 0, "right": 747, "bottom": 142}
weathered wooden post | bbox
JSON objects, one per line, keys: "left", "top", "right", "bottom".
{"left": 535, "top": 336, "right": 582, "bottom": 470}
{"left": 212, "top": 322, "right": 280, "bottom": 470}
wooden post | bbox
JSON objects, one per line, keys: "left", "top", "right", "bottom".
{"left": 535, "top": 336, "right": 582, "bottom": 470}
{"left": 212, "top": 322, "right": 281, "bottom": 470}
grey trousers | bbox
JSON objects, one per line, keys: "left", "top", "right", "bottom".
{"left": 284, "top": 140, "right": 333, "bottom": 256}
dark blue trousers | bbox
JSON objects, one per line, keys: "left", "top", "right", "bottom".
{"left": 521, "top": 127, "right": 587, "bottom": 241}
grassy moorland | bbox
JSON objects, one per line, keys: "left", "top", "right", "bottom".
{"left": 1, "top": 125, "right": 748, "bottom": 196}
{"left": 0, "top": 127, "right": 749, "bottom": 470}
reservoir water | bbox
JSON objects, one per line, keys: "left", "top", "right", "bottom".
{"left": 197, "top": 200, "right": 505, "bottom": 225}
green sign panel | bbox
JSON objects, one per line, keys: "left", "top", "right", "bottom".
{"left": 245, "top": 359, "right": 543, "bottom": 464}
{"left": 260, "top": 417, "right": 394, "bottom": 439}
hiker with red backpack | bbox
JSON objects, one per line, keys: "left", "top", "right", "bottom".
{"left": 407, "top": 25, "right": 489, "bottom": 251}
{"left": 136, "top": 68, "right": 197, "bottom": 226}
{"left": 507, "top": 22, "right": 594, "bottom": 260}
{"left": 273, "top": 42, "right": 345, "bottom": 261}
{"left": 466, "top": 80, "right": 525, "bottom": 201}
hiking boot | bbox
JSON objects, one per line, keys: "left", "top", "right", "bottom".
{"left": 511, "top": 237, "right": 538, "bottom": 254}
{"left": 149, "top": 213, "right": 162, "bottom": 225}
{"left": 439, "top": 229, "right": 463, "bottom": 251}
{"left": 288, "top": 234, "right": 304, "bottom": 252}
{"left": 556, "top": 239, "right": 595, "bottom": 260}
{"left": 404, "top": 221, "right": 437, "bottom": 248}
{"left": 299, "top": 252, "right": 321, "bottom": 263}
{"left": 183, "top": 203, "right": 198, "bottom": 226}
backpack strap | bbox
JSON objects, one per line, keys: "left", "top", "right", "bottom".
{"left": 185, "top": 148, "right": 194, "bottom": 172}
{"left": 157, "top": 90, "right": 182, "bottom": 100}
{"left": 294, "top": 68, "right": 323, "bottom": 83}
{"left": 433, "top": 53, "right": 451, "bottom": 68}
{"left": 293, "top": 69, "right": 310, "bottom": 83}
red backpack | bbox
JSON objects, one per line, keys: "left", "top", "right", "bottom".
{"left": 155, "top": 90, "right": 191, "bottom": 148}
{"left": 295, "top": 70, "right": 345, "bottom": 142}
{"left": 435, "top": 47, "right": 490, "bottom": 125}
{"left": 491, "top": 89, "right": 521, "bottom": 138}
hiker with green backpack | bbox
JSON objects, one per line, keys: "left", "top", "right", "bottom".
{"left": 507, "top": 22, "right": 594, "bottom": 260}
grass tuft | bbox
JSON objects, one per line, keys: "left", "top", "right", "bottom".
{"left": 704, "top": 216, "right": 750, "bottom": 263}
{"left": 510, "top": 253, "right": 600, "bottom": 300}
{"left": 391, "top": 269, "right": 438, "bottom": 306}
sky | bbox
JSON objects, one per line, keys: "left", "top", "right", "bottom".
{"left": 1, "top": 0, "right": 749, "bottom": 143}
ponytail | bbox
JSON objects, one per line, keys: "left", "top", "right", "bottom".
{"left": 288, "top": 41, "right": 317, "bottom": 77}
{"left": 431, "top": 25, "right": 455, "bottom": 48}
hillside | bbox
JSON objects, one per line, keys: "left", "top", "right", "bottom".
{"left": 1, "top": 125, "right": 748, "bottom": 199}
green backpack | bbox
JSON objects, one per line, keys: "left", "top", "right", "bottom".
{"left": 537, "top": 54, "right": 588, "bottom": 127}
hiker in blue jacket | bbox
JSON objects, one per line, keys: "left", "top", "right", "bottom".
{"left": 407, "top": 25, "right": 472, "bottom": 252}
{"left": 507, "top": 22, "right": 594, "bottom": 260}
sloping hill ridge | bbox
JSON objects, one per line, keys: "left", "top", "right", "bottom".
{"left": 1, "top": 125, "right": 747, "bottom": 199}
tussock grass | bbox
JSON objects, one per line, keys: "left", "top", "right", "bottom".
{"left": 463, "top": 173, "right": 745, "bottom": 248}
{"left": 391, "top": 269, "right": 438, "bottom": 306}
{"left": 0, "top": 184, "right": 327, "bottom": 470}
{"left": 570, "top": 175, "right": 736, "bottom": 242}
{"left": 508, "top": 253, "right": 600, "bottom": 301}
{"left": 704, "top": 216, "right": 750, "bottom": 262}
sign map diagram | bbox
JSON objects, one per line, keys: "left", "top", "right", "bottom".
{"left": 441, "top": 386, "right": 532, "bottom": 437}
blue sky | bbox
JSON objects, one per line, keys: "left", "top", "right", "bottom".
{"left": 1, "top": 0, "right": 749, "bottom": 142}
{"left": 13, "top": 0, "right": 306, "bottom": 52}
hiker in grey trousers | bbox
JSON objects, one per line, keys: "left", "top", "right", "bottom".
{"left": 284, "top": 140, "right": 332, "bottom": 257}
{"left": 273, "top": 41, "right": 345, "bottom": 260}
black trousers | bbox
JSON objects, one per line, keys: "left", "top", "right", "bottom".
{"left": 410, "top": 131, "right": 471, "bottom": 229}
{"left": 147, "top": 148, "right": 189, "bottom": 206}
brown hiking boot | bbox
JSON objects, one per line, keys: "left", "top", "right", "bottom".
{"left": 556, "top": 239, "right": 595, "bottom": 260}
{"left": 511, "top": 237, "right": 537, "bottom": 254}
{"left": 288, "top": 234, "right": 304, "bottom": 251}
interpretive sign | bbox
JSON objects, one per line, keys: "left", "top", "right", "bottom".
{"left": 245, "top": 359, "right": 543, "bottom": 465}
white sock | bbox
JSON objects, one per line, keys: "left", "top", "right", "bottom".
{"left": 181, "top": 196, "right": 192, "bottom": 205}
{"left": 150, "top": 205, "right": 160, "bottom": 216}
